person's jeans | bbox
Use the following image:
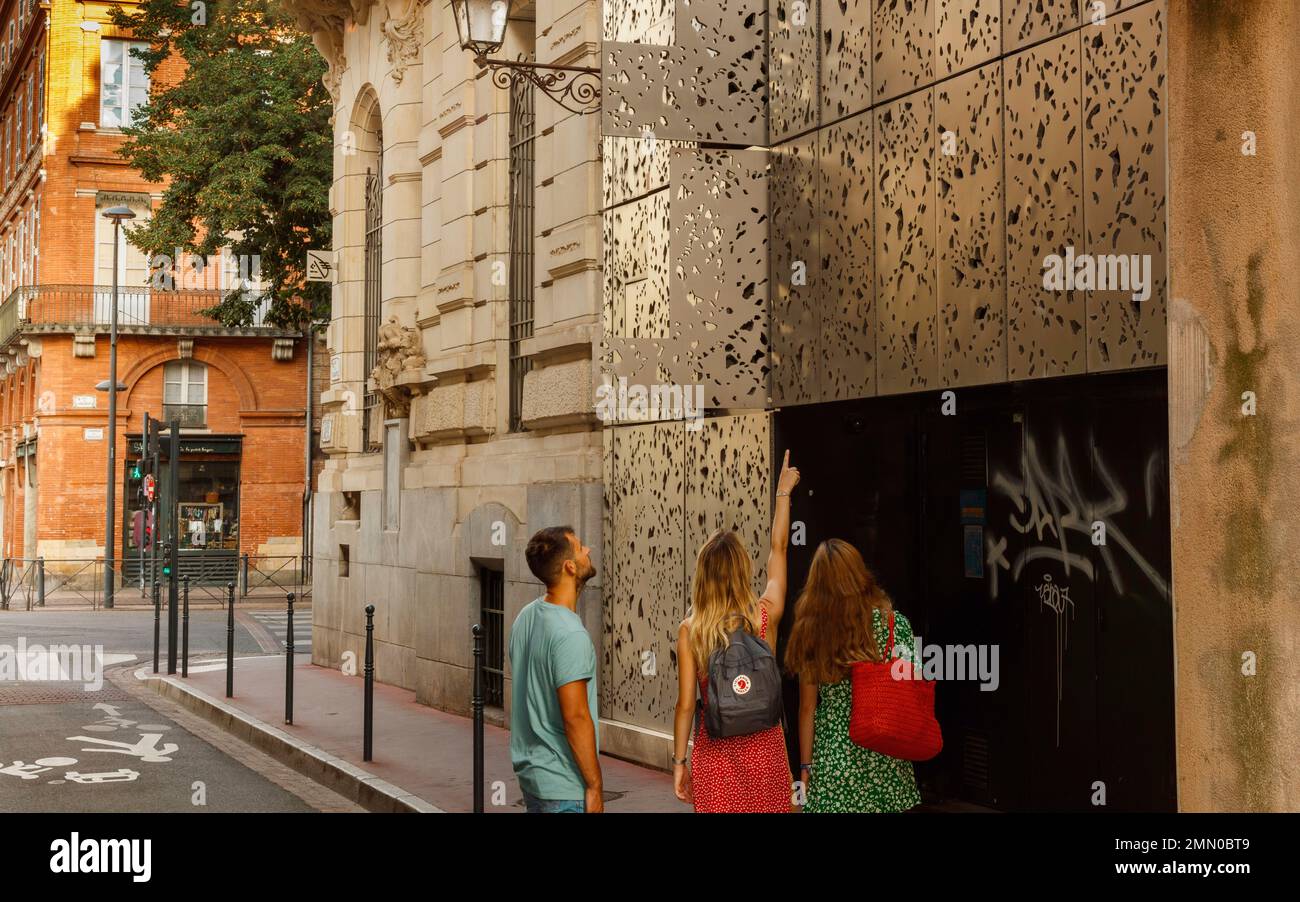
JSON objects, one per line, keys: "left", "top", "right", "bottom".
{"left": 522, "top": 791, "right": 584, "bottom": 813}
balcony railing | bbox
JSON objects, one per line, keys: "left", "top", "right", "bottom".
{"left": 0, "top": 285, "right": 285, "bottom": 347}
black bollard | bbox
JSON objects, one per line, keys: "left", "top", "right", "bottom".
{"left": 472, "top": 623, "right": 484, "bottom": 813}
{"left": 181, "top": 575, "right": 191, "bottom": 678}
{"left": 225, "top": 582, "right": 236, "bottom": 698}
{"left": 152, "top": 580, "right": 161, "bottom": 674}
{"left": 242, "top": 553, "right": 250, "bottom": 598}
{"left": 285, "top": 592, "right": 295, "bottom": 724}
{"left": 363, "top": 604, "right": 375, "bottom": 762}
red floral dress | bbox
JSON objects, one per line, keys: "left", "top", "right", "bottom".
{"left": 690, "top": 606, "right": 792, "bottom": 813}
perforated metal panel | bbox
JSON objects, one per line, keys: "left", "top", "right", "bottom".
{"left": 1005, "top": 32, "right": 1086, "bottom": 380}
{"left": 603, "top": 0, "right": 675, "bottom": 42}
{"left": 684, "top": 414, "right": 771, "bottom": 597}
{"left": 600, "top": 426, "right": 616, "bottom": 720}
{"left": 936, "top": 0, "right": 1001, "bottom": 77}
{"left": 603, "top": 190, "right": 670, "bottom": 342}
{"left": 669, "top": 147, "right": 771, "bottom": 407}
{"left": 936, "top": 61, "right": 1006, "bottom": 387}
{"left": 769, "top": 0, "right": 821, "bottom": 142}
{"left": 602, "top": 147, "right": 770, "bottom": 412}
{"left": 769, "top": 132, "right": 820, "bottom": 406}
{"left": 1083, "top": 3, "right": 1167, "bottom": 370}
{"left": 1004, "top": 0, "right": 1078, "bottom": 52}
{"left": 606, "top": 421, "right": 685, "bottom": 730}
{"left": 600, "top": 0, "right": 1168, "bottom": 405}
{"left": 821, "top": 0, "right": 872, "bottom": 122}
{"left": 602, "top": 134, "right": 679, "bottom": 208}
{"left": 603, "top": 0, "right": 769, "bottom": 146}
{"left": 875, "top": 90, "right": 937, "bottom": 394}
{"left": 819, "top": 110, "right": 875, "bottom": 400}
{"left": 873, "top": 0, "right": 933, "bottom": 103}
{"left": 603, "top": 413, "right": 771, "bottom": 734}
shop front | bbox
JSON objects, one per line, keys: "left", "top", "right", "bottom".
{"left": 124, "top": 434, "right": 242, "bottom": 585}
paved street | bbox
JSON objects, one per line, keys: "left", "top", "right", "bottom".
{"left": 0, "top": 608, "right": 358, "bottom": 813}
{"left": 0, "top": 609, "right": 283, "bottom": 659}
{"left": 247, "top": 609, "right": 312, "bottom": 651}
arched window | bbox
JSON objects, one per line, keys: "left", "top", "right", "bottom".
{"left": 363, "top": 124, "right": 383, "bottom": 451}
{"left": 163, "top": 361, "right": 207, "bottom": 428}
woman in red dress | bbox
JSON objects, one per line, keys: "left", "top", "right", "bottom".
{"left": 671, "top": 451, "right": 800, "bottom": 813}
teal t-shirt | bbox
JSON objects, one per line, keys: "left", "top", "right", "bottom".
{"left": 508, "top": 597, "right": 599, "bottom": 800}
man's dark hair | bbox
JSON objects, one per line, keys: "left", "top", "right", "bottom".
{"left": 525, "top": 526, "right": 576, "bottom": 588}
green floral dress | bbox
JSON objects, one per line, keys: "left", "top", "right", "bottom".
{"left": 804, "top": 608, "right": 922, "bottom": 813}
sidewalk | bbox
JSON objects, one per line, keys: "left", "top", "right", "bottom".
{"left": 136, "top": 654, "right": 688, "bottom": 814}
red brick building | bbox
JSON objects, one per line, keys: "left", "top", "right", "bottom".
{"left": 0, "top": 0, "right": 315, "bottom": 591}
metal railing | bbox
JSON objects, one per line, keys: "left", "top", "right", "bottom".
{"left": 0, "top": 553, "right": 312, "bottom": 609}
{"left": 0, "top": 284, "right": 287, "bottom": 347}
{"left": 0, "top": 558, "right": 41, "bottom": 611}
{"left": 0, "top": 557, "right": 115, "bottom": 611}
{"left": 240, "top": 554, "right": 312, "bottom": 600}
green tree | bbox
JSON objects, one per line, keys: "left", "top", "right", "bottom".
{"left": 110, "top": 0, "right": 331, "bottom": 328}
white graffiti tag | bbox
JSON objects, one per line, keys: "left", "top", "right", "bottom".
{"left": 987, "top": 432, "right": 1169, "bottom": 600}
{"left": 1035, "top": 574, "right": 1075, "bottom": 748}
{"left": 67, "top": 734, "right": 179, "bottom": 762}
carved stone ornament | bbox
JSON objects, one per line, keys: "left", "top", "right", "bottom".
{"left": 370, "top": 314, "right": 427, "bottom": 418}
{"left": 382, "top": 0, "right": 423, "bottom": 85}
{"left": 281, "top": 0, "right": 369, "bottom": 110}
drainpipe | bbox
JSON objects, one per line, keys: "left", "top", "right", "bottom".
{"left": 303, "top": 326, "right": 314, "bottom": 576}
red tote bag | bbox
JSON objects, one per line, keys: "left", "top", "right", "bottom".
{"left": 848, "top": 611, "right": 943, "bottom": 761}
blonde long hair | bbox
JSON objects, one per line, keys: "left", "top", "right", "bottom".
{"left": 688, "top": 529, "right": 759, "bottom": 668}
{"left": 784, "top": 539, "right": 894, "bottom": 685}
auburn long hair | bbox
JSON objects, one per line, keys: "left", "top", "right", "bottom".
{"left": 784, "top": 539, "right": 894, "bottom": 685}
{"left": 687, "top": 529, "right": 759, "bottom": 668}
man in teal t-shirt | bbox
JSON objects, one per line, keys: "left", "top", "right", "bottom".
{"left": 509, "top": 526, "right": 602, "bottom": 813}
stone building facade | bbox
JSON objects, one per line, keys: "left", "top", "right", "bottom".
{"left": 291, "top": 0, "right": 605, "bottom": 724}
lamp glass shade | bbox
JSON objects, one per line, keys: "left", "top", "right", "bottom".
{"left": 451, "top": 0, "right": 509, "bottom": 57}
{"left": 102, "top": 204, "right": 137, "bottom": 223}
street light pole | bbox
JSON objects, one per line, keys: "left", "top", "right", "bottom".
{"left": 101, "top": 205, "right": 137, "bottom": 609}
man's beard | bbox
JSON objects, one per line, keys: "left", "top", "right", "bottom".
{"left": 576, "top": 561, "right": 597, "bottom": 591}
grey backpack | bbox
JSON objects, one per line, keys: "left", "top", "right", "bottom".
{"left": 702, "top": 626, "right": 784, "bottom": 738}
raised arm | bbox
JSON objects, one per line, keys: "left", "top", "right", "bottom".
{"left": 759, "top": 449, "right": 800, "bottom": 628}
{"left": 672, "top": 620, "right": 697, "bottom": 804}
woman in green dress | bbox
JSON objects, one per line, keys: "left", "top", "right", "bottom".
{"left": 784, "top": 539, "right": 922, "bottom": 813}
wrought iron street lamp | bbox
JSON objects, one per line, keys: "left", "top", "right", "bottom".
{"left": 101, "top": 204, "right": 136, "bottom": 609}
{"left": 450, "top": 0, "right": 600, "bottom": 115}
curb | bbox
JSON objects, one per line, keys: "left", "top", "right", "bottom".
{"left": 136, "top": 666, "right": 442, "bottom": 814}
